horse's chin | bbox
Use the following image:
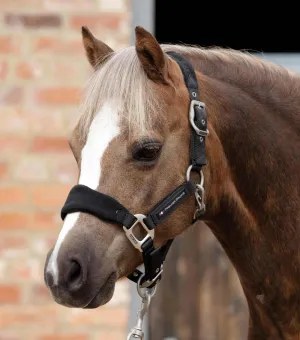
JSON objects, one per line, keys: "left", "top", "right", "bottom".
{"left": 84, "top": 272, "right": 117, "bottom": 309}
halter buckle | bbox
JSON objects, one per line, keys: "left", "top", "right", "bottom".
{"left": 123, "top": 214, "right": 154, "bottom": 252}
{"left": 189, "top": 100, "right": 209, "bottom": 136}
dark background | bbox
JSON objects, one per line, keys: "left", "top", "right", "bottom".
{"left": 155, "top": 1, "right": 300, "bottom": 52}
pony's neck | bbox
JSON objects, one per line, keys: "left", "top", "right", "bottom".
{"left": 195, "top": 56, "right": 300, "bottom": 339}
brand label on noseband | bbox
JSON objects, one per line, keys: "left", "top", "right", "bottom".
{"left": 157, "top": 191, "right": 186, "bottom": 218}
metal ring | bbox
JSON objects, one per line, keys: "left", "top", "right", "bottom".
{"left": 200, "top": 170, "right": 204, "bottom": 187}
{"left": 137, "top": 274, "right": 157, "bottom": 299}
{"left": 186, "top": 165, "right": 204, "bottom": 187}
{"left": 186, "top": 165, "right": 193, "bottom": 181}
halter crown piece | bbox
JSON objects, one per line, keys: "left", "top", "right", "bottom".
{"left": 61, "top": 52, "right": 208, "bottom": 338}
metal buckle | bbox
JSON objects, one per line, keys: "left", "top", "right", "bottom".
{"left": 189, "top": 100, "right": 209, "bottom": 137}
{"left": 123, "top": 214, "right": 155, "bottom": 252}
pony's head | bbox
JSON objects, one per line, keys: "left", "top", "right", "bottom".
{"left": 44, "top": 26, "right": 199, "bottom": 308}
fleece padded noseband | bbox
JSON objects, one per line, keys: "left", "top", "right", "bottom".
{"left": 61, "top": 184, "right": 136, "bottom": 228}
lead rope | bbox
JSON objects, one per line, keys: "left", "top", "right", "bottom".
{"left": 127, "top": 274, "right": 157, "bottom": 339}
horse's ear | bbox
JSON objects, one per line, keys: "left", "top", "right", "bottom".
{"left": 81, "top": 26, "right": 114, "bottom": 68}
{"left": 135, "top": 26, "right": 167, "bottom": 83}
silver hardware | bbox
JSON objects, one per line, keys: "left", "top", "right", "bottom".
{"left": 192, "top": 91, "right": 197, "bottom": 97}
{"left": 186, "top": 166, "right": 206, "bottom": 216}
{"left": 127, "top": 275, "right": 157, "bottom": 340}
{"left": 201, "top": 119, "right": 206, "bottom": 126}
{"left": 194, "top": 183, "right": 206, "bottom": 217}
{"left": 186, "top": 165, "right": 204, "bottom": 186}
{"left": 138, "top": 266, "right": 163, "bottom": 289}
{"left": 189, "top": 100, "right": 209, "bottom": 137}
{"left": 137, "top": 273, "right": 157, "bottom": 298}
{"left": 200, "top": 137, "right": 203, "bottom": 142}
{"left": 123, "top": 214, "right": 154, "bottom": 252}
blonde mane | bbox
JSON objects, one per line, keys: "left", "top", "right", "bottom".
{"left": 79, "top": 46, "right": 160, "bottom": 137}
{"left": 79, "top": 44, "right": 300, "bottom": 137}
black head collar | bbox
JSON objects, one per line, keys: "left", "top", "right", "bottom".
{"left": 61, "top": 52, "right": 208, "bottom": 288}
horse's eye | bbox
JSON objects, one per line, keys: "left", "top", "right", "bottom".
{"left": 132, "top": 142, "right": 162, "bottom": 162}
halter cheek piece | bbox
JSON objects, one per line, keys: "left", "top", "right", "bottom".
{"left": 61, "top": 52, "right": 208, "bottom": 289}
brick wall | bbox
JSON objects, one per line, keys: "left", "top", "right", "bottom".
{"left": 0, "top": 1, "right": 131, "bottom": 339}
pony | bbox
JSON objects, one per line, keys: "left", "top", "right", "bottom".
{"left": 44, "top": 25, "right": 300, "bottom": 339}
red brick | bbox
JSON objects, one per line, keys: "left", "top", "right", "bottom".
{"left": 16, "top": 61, "right": 36, "bottom": 79}
{"left": 9, "top": 262, "right": 32, "bottom": 280}
{"left": 0, "top": 212, "right": 57, "bottom": 230}
{"left": 29, "top": 284, "right": 52, "bottom": 304}
{"left": 0, "top": 186, "right": 27, "bottom": 205}
{"left": 5, "top": 14, "right": 62, "bottom": 29}
{"left": 39, "top": 335, "right": 88, "bottom": 340}
{"left": 0, "top": 162, "right": 8, "bottom": 179}
{"left": 0, "top": 285, "right": 20, "bottom": 303}
{"left": 49, "top": 155, "right": 78, "bottom": 184}
{"left": 1, "top": 87, "right": 24, "bottom": 105}
{"left": 51, "top": 60, "right": 89, "bottom": 83}
{"left": 0, "top": 236, "right": 28, "bottom": 251}
{"left": 70, "top": 14, "right": 122, "bottom": 31}
{"left": 0, "top": 37, "right": 18, "bottom": 54}
{"left": 0, "top": 136, "right": 29, "bottom": 153}
{"left": 30, "top": 184, "right": 71, "bottom": 208}
{"left": 0, "top": 331, "right": 20, "bottom": 340}
{"left": 31, "top": 136, "right": 70, "bottom": 153}
{"left": 95, "top": 330, "right": 125, "bottom": 340}
{"left": 44, "top": 0, "right": 95, "bottom": 10}
{"left": 65, "top": 307, "right": 128, "bottom": 328}
{"left": 0, "top": 4, "right": 130, "bottom": 338}
{"left": 0, "top": 108, "right": 29, "bottom": 134}
{"left": 0, "top": 236, "right": 28, "bottom": 258}
{"left": 32, "top": 212, "right": 58, "bottom": 229}
{"left": 34, "top": 37, "right": 83, "bottom": 55}
{"left": 13, "top": 156, "right": 50, "bottom": 182}
{"left": 28, "top": 109, "right": 65, "bottom": 134}
{"left": 0, "top": 61, "right": 8, "bottom": 79}
{"left": 36, "top": 87, "right": 81, "bottom": 105}
{"left": 0, "top": 0, "right": 41, "bottom": 10}
{"left": 16, "top": 59, "right": 88, "bottom": 84}
{"left": 0, "top": 306, "right": 58, "bottom": 329}
{"left": 0, "top": 212, "right": 31, "bottom": 229}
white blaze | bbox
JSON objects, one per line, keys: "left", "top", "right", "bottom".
{"left": 47, "top": 103, "right": 120, "bottom": 283}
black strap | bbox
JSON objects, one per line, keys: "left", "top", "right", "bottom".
{"left": 61, "top": 181, "right": 195, "bottom": 231}
{"left": 60, "top": 181, "right": 195, "bottom": 286}
{"left": 167, "top": 52, "right": 207, "bottom": 171}
{"left": 61, "top": 184, "right": 136, "bottom": 228}
{"left": 127, "top": 239, "right": 174, "bottom": 287}
{"left": 144, "top": 181, "right": 195, "bottom": 229}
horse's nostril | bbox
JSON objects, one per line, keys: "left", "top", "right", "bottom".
{"left": 66, "top": 260, "right": 85, "bottom": 292}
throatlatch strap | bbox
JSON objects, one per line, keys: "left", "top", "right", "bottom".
{"left": 61, "top": 184, "right": 136, "bottom": 228}
{"left": 167, "top": 52, "right": 207, "bottom": 171}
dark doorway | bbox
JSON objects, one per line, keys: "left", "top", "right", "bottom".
{"left": 155, "top": 1, "right": 300, "bottom": 53}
